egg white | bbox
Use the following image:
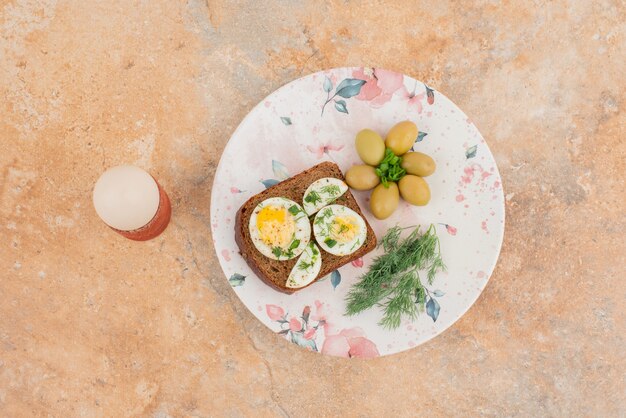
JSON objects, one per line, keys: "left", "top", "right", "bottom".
{"left": 302, "top": 177, "right": 348, "bottom": 216}
{"left": 313, "top": 204, "right": 367, "bottom": 256}
{"left": 286, "top": 242, "right": 322, "bottom": 289}
{"left": 249, "top": 197, "right": 311, "bottom": 261}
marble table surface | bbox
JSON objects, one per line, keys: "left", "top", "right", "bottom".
{"left": 1, "top": 1, "right": 624, "bottom": 416}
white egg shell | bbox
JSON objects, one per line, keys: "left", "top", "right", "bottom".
{"left": 249, "top": 197, "right": 311, "bottom": 261}
{"left": 92, "top": 165, "right": 160, "bottom": 231}
{"left": 302, "top": 177, "right": 348, "bottom": 215}
{"left": 286, "top": 242, "right": 322, "bottom": 289}
{"left": 313, "top": 204, "right": 367, "bottom": 256}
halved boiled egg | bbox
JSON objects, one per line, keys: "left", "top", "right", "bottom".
{"left": 249, "top": 197, "right": 310, "bottom": 260}
{"left": 286, "top": 242, "right": 322, "bottom": 289}
{"left": 313, "top": 204, "right": 367, "bottom": 256}
{"left": 302, "top": 177, "right": 348, "bottom": 215}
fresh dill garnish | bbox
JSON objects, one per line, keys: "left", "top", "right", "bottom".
{"left": 320, "top": 184, "right": 341, "bottom": 196}
{"left": 304, "top": 190, "right": 322, "bottom": 205}
{"left": 319, "top": 218, "right": 334, "bottom": 237}
{"left": 298, "top": 259, "right": 314, "bottom": 271}
{"left": 283, "top": 239, "right": 300, "bottom": 258}
{"left": 380, "top": 225, "right": 403, "bottom": 252}
{"left": 272, "top": 239, "right": 300, "bottom": 259}
{"left": 288, "top": 205, "right": 301, "bottom": 215}
{"left": 298, "top": 243, "right": 319, "bottom": 270}
{"left": 336, "top": 223, "right": 349, "bottom": 234}
{"left": 315, "top": 208, "right": 335, "bottom": 237}
{"left": 344, "top": 224, "right": 445, "bottom": 329}
{"left": 272, "top": 247, "right": 283, "bottom": 258}
{"left": 314, "top": 207, "right": 332, "bottom": 225}
{"left": 324, "top": 238, "right": 337, "bottom": 248}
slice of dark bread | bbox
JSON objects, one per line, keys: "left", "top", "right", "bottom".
{"left": 235, "top": 161, "right": 377, "bottom": 294}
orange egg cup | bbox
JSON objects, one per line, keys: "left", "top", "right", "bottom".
{"left": 110, "top": 178, "right": 172, "bottom": 241}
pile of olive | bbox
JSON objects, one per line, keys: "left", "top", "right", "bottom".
{"left": 345, "top": 121, "right": 436, "bottom": 220}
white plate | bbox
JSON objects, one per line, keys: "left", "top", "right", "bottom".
{"left": 210, "top": 67, "right": 504, "bottom": 358}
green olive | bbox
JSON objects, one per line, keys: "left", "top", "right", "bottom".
{"left": 400, "top": 152, "right": 436, "bottom": 177}
{"left": 345, "top": 165, "right": 380, "bottom": 191}
{"left": 355, "top": 129, "right": 385, "bottom": 166}
{"left": 398, "top": 175, "right": 431, "bottom": 206}
{"left": 385, "top": 121, "right": 417, "bottom": 156}
{"left": 370, "top": 182, "right": 399, "bottom": 220}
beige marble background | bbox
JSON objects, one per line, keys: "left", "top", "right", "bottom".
{"left": 1, "top": 0, "right": 624, "bottom": 416}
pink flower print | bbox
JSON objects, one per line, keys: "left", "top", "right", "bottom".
{"left": 321, "top": 334, "right": 351, "bottom": 358}
{"left": 266, "top": 304, "right": 285, "bottom": 321}
{"left": 307, "top": 143, "right": 344, "bottom": 159}
{"left": 311, "top": 300, "right": 325, "bottom": 322}
{"left": 461, "top": 166, "right": 475, "bottom": 184}
{"left": 221, "top": 249, "right": 231, "bottom": 261}
{"left": 289, "top": 317, "right": 302, "bottom": 332}
{"left": 321, "top": 327, "right": 380, "bottom": 358}
{"left": 352, "top": 68, "right": 404, "bottom": 108}
{"left": 303, "top": 328, "right": 316, "bottom": 340}
{"left": 439, "top": 223, "right": 457, "bottom": 236}
{"left": 353, "top": 68, "right": 382, "bottom": 101}
{"left": 230, "top": 187, "right": 244, "bottom": 194}
{"left": 375, "top": 69, "right": 404, "bottom": 95}
{"left": 311, "top": 300, "right": 339, "bottom": 336}
{"left": 347, "top": 337, "right": 380, "bottom": 359}
{"left": 401, "top": 86, "right": 425, "bottom": 114}
{"left": 339, "top": 327, "right": 365, "bottom": 339}
{"left": 351, "top": 257, "right": 364, "bottom": 268}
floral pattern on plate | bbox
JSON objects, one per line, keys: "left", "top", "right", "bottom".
{"left": 210, "top": 67, "right": 505, "bottom": 358}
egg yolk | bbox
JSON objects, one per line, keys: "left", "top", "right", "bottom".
{"left": 257, "top": 206, "right": 295, "bottom": 248}
{"left": 330, "top": 216, "right": 359, "bottom": 243}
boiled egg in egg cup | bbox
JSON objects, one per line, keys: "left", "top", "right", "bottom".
{"left": 92, "top": 165, "right": 171, "bottom": 241}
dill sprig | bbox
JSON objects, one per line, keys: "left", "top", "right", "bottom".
{"left": 345, "top": 224, "right": 446, "bottom": 329}
{"left": 320, "top": 184, "right": 341, "bottom": 196}
{"left": 304, "top": 190, "right": 322, "bottom": 205}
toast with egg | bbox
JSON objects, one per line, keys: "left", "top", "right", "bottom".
{"left": 235, "top": 161, "right": 377, "bottom": 294}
